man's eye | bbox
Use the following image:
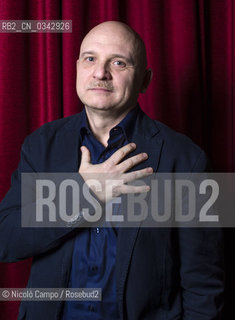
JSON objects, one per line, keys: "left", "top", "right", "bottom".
{"left": 113, "top": 60, "right": 126, "bottom": 67}
{"left": 85, "top": 57, "right": 94, "bottom": 62}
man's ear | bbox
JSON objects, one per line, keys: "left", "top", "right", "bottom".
{"left": 140, "top": 68, "right": 153, "bottom": 93}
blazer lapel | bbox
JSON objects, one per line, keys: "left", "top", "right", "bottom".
{"left": 51, "top": 113, "right": 83, "bottom": 172}
{"left": 116, "top": 109, "right": 163, "bottom": 317}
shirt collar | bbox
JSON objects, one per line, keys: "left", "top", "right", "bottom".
{"left": 79, "top": 104, "right": 140, "bottom": 141}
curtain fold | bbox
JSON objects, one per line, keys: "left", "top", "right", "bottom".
{"left": 0, "top": 1, "right": 234, "bottom": 319}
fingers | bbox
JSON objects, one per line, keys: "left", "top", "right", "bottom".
{"left": 117, "top": 153, "right": 149, "bottom": 173}
{"left": 118, "top": 184, "right": 150, "bottom": 195}
{"left": 106, "top": 143, "right": 136, "bottom": 167}
{"left": 122, "top": 167, "right": 153, "bottom": 183}
{"left": 80, "top": 146, "right": 91, "bottom": 166}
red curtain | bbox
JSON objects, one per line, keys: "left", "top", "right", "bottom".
{"left": 0, "top": 0, "right": 234, "bottom": 319}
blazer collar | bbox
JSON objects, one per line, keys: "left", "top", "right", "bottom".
{"left": 52, "top": 113, "right": 83, "bottom": 172}
{"left": 127, "top": 106, "right": 162, "bottom": 172}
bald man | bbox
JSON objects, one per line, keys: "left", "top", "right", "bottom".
{"left": 0, "top": 21, "right": 224, "bottom": 320}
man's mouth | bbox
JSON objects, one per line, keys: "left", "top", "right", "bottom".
{"left": 89, "top": 87, "right": 113, "bottom": 92}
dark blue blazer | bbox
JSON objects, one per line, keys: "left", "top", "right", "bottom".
{"left": 0, "top": 108, "right": 224, "bottom": 319}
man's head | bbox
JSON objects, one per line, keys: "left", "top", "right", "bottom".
{"left": 76, "top": 21, "right": 152, "bottom": 115}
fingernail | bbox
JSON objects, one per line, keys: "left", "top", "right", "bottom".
{"left": 130, "top": 143, "right": 136, "bottom": 148}
{"left": 143, "top": 153, "right": 148, "bottom": 159}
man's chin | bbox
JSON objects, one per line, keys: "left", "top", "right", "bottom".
{"left": 85, "top": 103, "right": 115, "bottom": 111}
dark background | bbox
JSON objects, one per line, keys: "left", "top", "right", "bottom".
{"left": 0, "top": 0, "right": 234, "bottom": 318}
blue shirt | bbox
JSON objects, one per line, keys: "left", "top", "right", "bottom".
{"left": 62, "top": 106, "right": 138, "bottom": 320}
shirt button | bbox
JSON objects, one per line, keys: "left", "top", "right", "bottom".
{"left": 88, "top": 305, "right": 95, "bottom": 312}
{"left": 96, "top": 227, "right": 100, "bottom": 234}
{"left": 91, "top": 265, "right": 98, "bottom": 272}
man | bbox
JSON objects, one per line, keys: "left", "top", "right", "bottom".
{"left": 0, "top": 21, "right": 224, "bottom": 319}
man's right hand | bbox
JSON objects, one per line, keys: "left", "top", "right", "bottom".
{"left": 79, "top": 143, "right": 153, "bottom": 202}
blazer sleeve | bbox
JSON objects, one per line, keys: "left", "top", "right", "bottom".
{"left": 179, "top": 151, "right": 224, "bottom": 319}
{"left": 0, "top": 136, "right": 96, "bottom": 263}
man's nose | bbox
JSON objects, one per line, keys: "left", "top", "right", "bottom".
{"left": 93, "top": 62, "right": 112, "bottom": 80}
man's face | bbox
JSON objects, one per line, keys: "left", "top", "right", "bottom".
{"left": 76, "top": 24, "right": 145, "bottom": 114}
